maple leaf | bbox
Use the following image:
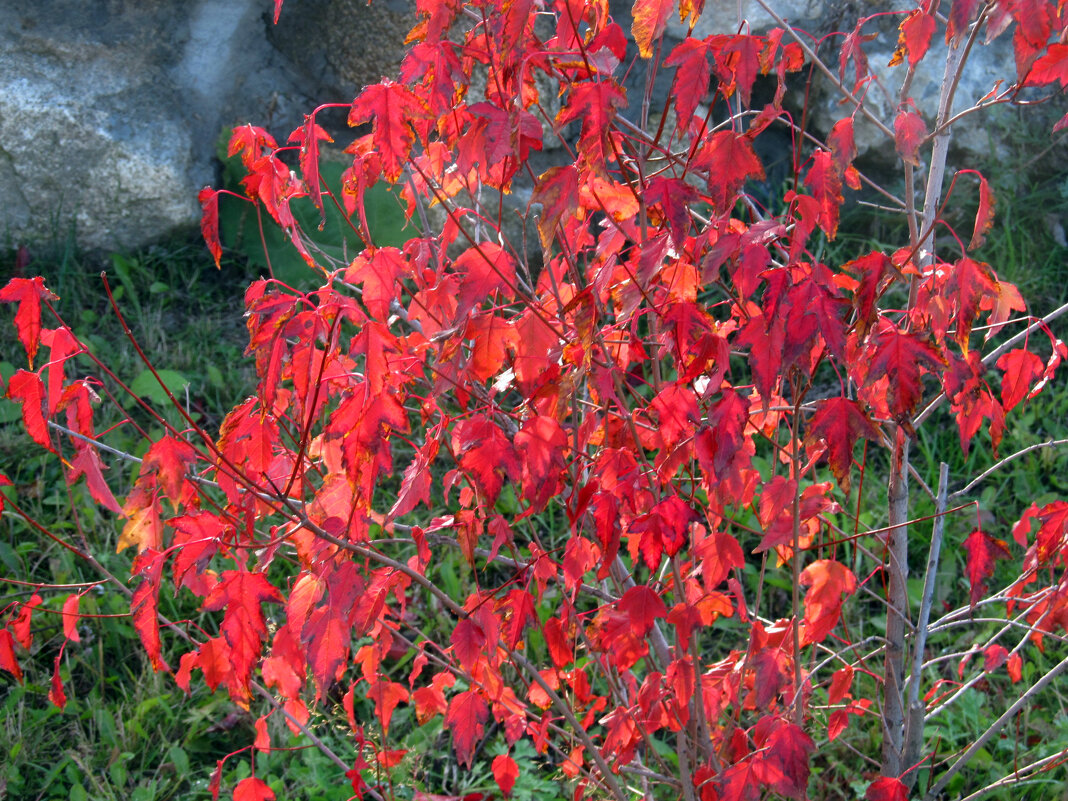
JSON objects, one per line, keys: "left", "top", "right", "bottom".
{"left": 947, "top": 0, "right": 980, "bottom": 45}
{"left": 10, "top": 594, "right": 41, "bottom": 649}
{"left": 890, "top": 10, "right": 935, "bottom": 68}
{"left": 894, "top": 101, "right": 927, "bottom": 166}
{"left": 233, "top": 776, "right": 276, "bottom": 801}
{"left": 445, "top": 689, "right": 489, "bottom": 767}
{"left": 0, "top": 629, "right": 22, "bottom": 682}
{"left": 996, "top": 348, "right": 1044, "bottom": 412}
{"left": 804, "top": 397, "right": 880, "bottom": 492}
{"left": 198, "top": 188, "right": 222, "bottom": 268}
{"left": 799, "top": 560, "right": 857, "bottom": 646}
{"left": 228, "top": 124, "right": 278, "bottom": 168}
{"left": 62, "top": 593, "right": 81, "bottom": 643}
{"left": 203, "top": 570, "right": 284, "bottom": 707}
{"left": 0, "top": 276, "right": 57, "bottom": 368}
{"left": 492, "top": 753, "right": 519, "bottom": 797}
{"left": 755, "top": 718, "right": 813, "bottom": 799}
{"left": 803, "top": 149, "right": 844, "bottom": 239}
{"left": 68, "top": 446, "right": 122, "bottom": 515}
{"left": 862, "top": 323, "right": 943, "bottom": 422}
{"left": 665, "top": 38, "right": 712, "bottom": 125}
{"left": 367, "top": 679, "right": 409, "bottom": 734}
{"left": 1023, "top": 42, "right": 1068, "bottom": 88}
{"left": 632, "top": 0, "right": 673, "bottom": 58}
{"left": 693, "top": 131, "right": 765, "bottom": 213}
{"left": 531, "top": 166, "right": 581, "bottom": 252}
{"left": 451, "top": 415, "right": 520, "bottom": 505}
{"left": 348, "top": 81, "right": 431, "bottom": 182}
{"left": 968, "top": 171, "right": 996, "bottom": 251}
{"left": 289, "top": 115, "right": 334, "bottom": 222}
{"left": 963, "top": 529, "right": 1010, "bottom": 607}
{"left": 7, "top": 369, "right": 52, "bottom": 451}
{"left": 617, "top": 585, "right": 668, "bottom": 637}
{"left": 130, "top": 549, "right": 169, "bottom": 672}
{"left": 866, "top": 776, "right": 907, "bottom": 801}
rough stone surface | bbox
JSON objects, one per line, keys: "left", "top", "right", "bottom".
{"left": 0, "top": 0, "right": 1060, "bottom": 255}
{"left": 0, "top": 0, "right": 406, "bottom": 254}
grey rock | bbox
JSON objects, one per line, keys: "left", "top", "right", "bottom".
{"left": 0, "top": 0, "right": 408, "bottom": 254}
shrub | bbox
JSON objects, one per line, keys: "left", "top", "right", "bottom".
{"left": 4, "top": 1, "right": 1068, "bottom": 800}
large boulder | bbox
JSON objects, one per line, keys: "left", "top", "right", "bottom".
{"left": 0, "top": 0, "right": 410, "bottom": 254}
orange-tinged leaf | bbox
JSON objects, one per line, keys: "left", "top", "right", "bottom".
{"left": 799, "top": 560, "right": 857, "bottom": 646}
{"left": 892, "top": 10, "right": 935, "bottom": 68}
{"left": 0, "top": 276, "right": 56, "bottom": 368}
{"left": 969, "top": 172, "right": 995, "bottom": 250}
{"left": 348, "top": 80, "right": 431, "bottom": 183}
{"left": 531, "top": 166, "right": 581, "bottom": 252}
{"left": 62, "top": 594, "right": 81, "bottom": 642}
{"left": 632, "top": 0, "right": 673, "bottom": 58}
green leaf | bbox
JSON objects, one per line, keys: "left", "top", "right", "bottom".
{"left": 129, "top": 369, "right": 190, "bottom": 406}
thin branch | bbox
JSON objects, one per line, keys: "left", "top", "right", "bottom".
{"left": 925, "top": 652, "right": 1068, "bottom": 800}
{"left": 950, "top": 438, "right": 1068, "bottom": 499}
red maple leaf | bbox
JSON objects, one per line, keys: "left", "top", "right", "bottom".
{"left": 862, "top": 323, "right": 943, "bottom": 421}
{"left": 233, "top": 776, "right": 276, "bottom": 801}
{"left": 445, "top": 689, "right": 489, "bottom": 767}
{"left": 968, "top": 171, "right": 996, "bottom": 251}
{"left": 996, "top": 348, "right": 1043, "bottom": 412}
{"left": 866, "top": 776, "right": 908, "bottom": 801}
{"left": 1023, "top": 42, "right": 1068, "bottom": 88}
{"left": 799, "top": 560, "right": 857, "bottom": 646}
{"left": 7, "top": 369, "right": 52, "bottom": 451}
{"left": 492, "top": 753, "right": 519, "bottom": 797}
{"left": 348, "top": 80, "right": 431, "bottom": 183}
{"left": 0, "top": 277, "right": 56, "bottom": 369}
{"left": 203, "top": 571, "right": 284, "bottom": 706}
{"left": 963, "top": 529, "right": 1010, "bottom": 607}
{"left": 693, "top": 131, "right": 765, "bottom": 213}
{"left": 0, "top": 629, "right": 22, "bottom": 682}
{"left": 894, "top": 101, "right": 927, "bottom": 166}
{"left": 805, "top": 397, "right": 881, "bottom": 492}
{"left": 198, "top": 187, "right": 222, "bottom": 268}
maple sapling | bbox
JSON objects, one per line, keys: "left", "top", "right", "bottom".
{"left": 4, "top": 0, "right": 1068, "bottom": 800}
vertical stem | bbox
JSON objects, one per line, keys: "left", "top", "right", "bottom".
{"left": 882, "top": 23, "right": 968, "bottom": 781}
{"left": 791, "top": 384, "right": 804, "bottom": 727}
{"left": 881, "top": 429, "right": 911, "bottom": 778}
{"left": 901, "top": 462, "right": 949, "bottom": 788}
